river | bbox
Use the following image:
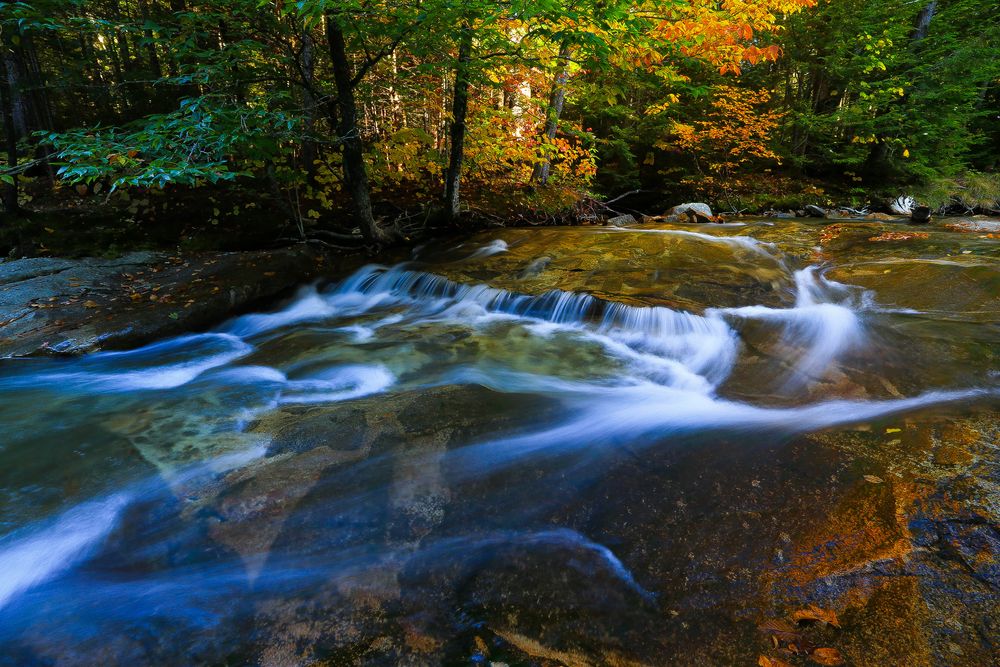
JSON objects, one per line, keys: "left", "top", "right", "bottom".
{"left": 0, "top": 219, "right": 997, "bottom": 665}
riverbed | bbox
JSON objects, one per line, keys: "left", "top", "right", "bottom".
{"left": 0, "top": 218, "right": 997, "bottom": 665}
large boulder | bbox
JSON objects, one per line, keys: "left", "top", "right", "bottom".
{"left": 910, "top": 206, "right": 932, "bottom": 224}
{"left": 890, "top": 195, "right": 915, "bottom": 215}
{"left": 669, "top": 202, "right": 713, "bottom": 223}
{"left": 604, "top": 214, "right": 637, "bottom": 227}
{"left": 804, "top": 204, "right": 828, "bottom": 218}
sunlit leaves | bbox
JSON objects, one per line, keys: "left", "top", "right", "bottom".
{"left": 43, "top": 98, "right": 300, "bottom": 191}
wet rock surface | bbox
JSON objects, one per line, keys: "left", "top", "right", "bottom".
{"left": 0, "top": 246, "right": 346, "bottom": 357}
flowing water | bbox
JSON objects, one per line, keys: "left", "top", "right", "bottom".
{"left": 0, "top": 219, "right": 998, "bottom": 665}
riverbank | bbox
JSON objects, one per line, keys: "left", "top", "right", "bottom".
{"left": 0, "top": 246, "right": 365, "bottom": 358}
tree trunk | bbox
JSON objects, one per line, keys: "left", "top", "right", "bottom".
{"left": 531, "top": 41, "right": 572, "bottom": 185}
{"left": 443, "top": 21, "right": 473, "bottom": 223}
{"left": 2, "top": 38, "right": 28, "bottom": 140}
{"left": 913, "top": 1, "right": 937, "bottom": 40}
{"left": 325, "top": 12, "right": 390, "bottom": 244}
{"left": 299, "top": 28, "right": 320, "bottom": 181}
{"left": 137, "top": 0, "right": 163, "bottom": 80}
{"left": 0, "top": 46, "right": 20, "bottom": 216}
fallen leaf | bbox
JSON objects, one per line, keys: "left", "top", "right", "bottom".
{"left": 810, "top": 647, "right": 844, "bottom": 665}
{"left": 83, "top": 300, "right": 99, "bottom": 308}
{"left": 868, "top": 232, "right": 929, "bottom": 242}
{"left": 864, "top": 475, "right": 884, "bottom": 484}
{"left": 758, "top": 618, "right": 802, "bottom": 643}
{"left": 759, "top": 656, "right": 793, "bottom": 667}
{"left": 792, "top": 604, "right": 841, "bottom": 629}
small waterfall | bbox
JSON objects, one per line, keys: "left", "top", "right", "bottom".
{"left": 712, "top": 267, "right": 864, "bottom": 382}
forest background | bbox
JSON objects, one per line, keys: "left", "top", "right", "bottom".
{"left": 1, "top": 0, "right": 998, "bottom": 253}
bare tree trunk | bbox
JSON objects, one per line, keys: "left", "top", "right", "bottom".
{"left": 531, "top": 40, "right": 572, "bottom": 185}
{"left": 443, "top": 20, "right": 473, "bottom": 223}
{"left": 388, "top": 50, "right": 405, "bottom": 127}
{"left": 299, "top": 28, "right": 320, "bottom": 181}
{"left": 138, "top": 0, "right": 163, "bottom": 79}
{"left": 913, "top": 1, "right": 937, "bottom": 40}
{"left": 0, "top": 46, "right": 20, "bottom": 215}
{"left": 325, "top": 12, "right": 392, "bottom": 244}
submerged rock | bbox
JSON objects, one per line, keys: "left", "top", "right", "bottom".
{"left": 944, "top": 219, "right": 1000, "bottom": 233}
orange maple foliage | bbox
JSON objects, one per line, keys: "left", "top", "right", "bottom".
{"left": 640, "top": 0, "right": 816, "bottom": 75}
{"left": 665, "top": 86, "right": 783, "bottom": 182}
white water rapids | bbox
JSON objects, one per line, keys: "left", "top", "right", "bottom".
{"left": 0, "top": 230, "right": 996, "bottom": 652}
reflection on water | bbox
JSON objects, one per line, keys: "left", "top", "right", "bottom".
{"left": 0, "top": 220, "right": 998, "bottom": 664}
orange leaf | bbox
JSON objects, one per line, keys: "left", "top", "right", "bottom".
{"left": 759, "top": 656, "right": 793, "bottom": 667}
{"left": 811, "top": 647, "right": 845, "bottom": 665}
{"left": 792, "top": 604, "right": 841, "bottom": 629}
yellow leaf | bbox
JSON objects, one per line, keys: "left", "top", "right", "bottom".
{"left": 886, "top": 428, "right": 901, "bottom": 434}
{"left": 903, "top": 149, "right": 910, "bottom": 158}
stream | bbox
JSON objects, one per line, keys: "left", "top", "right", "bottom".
{"left": 0, "top": 219, "right": 998, "bottom": 665}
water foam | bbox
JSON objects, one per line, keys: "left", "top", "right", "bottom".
{"left": 606, "top": 227, "right": 777, "bottom": 257}
{"left": 449, "top": 384, "right": 995, "bottom": 473}
{"left": 0, "top": 494, "right": 130, "bottom": 611}
{"left": 280, "top": 364, "right": 397, "bottom": 405}
{"left": 713, "top": 267, "right": 864, "bottom": 382}
{"left": 224, "top": 287, "right": 336, "bottom": 337}
{"left": 18, "top": 333, "right": 253, "bottom": 392}
{"left": 466, "top": 239, "right": 510, "bottom": 259}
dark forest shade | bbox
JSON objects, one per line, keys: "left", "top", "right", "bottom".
{"left": 0, "top": 0, "right": 998, "bottom": 225}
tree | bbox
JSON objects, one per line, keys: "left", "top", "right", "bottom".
{"left": 760, "top": 0, "right": 1000, "bottom": 183}
{"left": 0, "top": 37, "right": 19, "bottom": 215}
{"left": 443, "top": 15, "right": 473, "bottom": 222}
